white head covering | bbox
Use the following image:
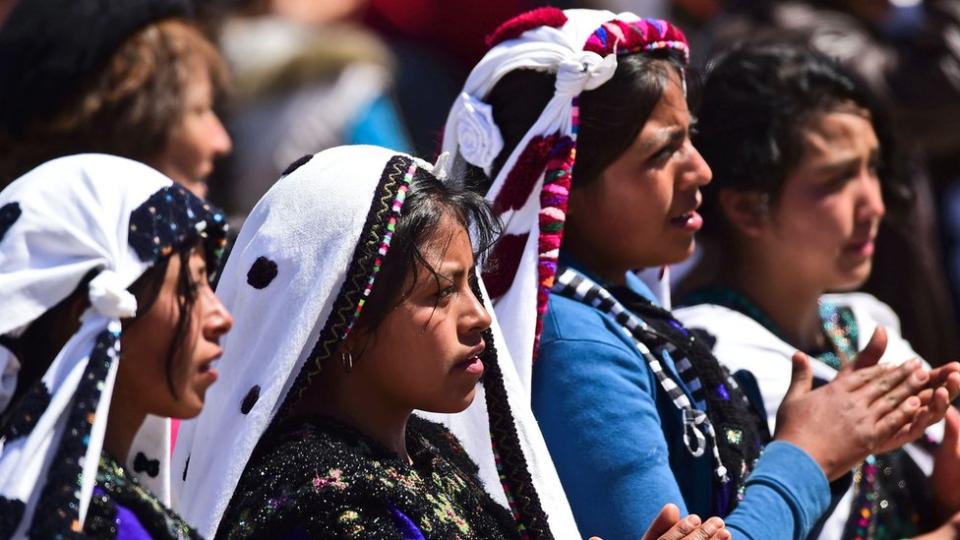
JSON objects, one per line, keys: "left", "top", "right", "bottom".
{"left": 0, "top": 154, "right": 228, "bottom": 537}
{"left": 173, "top": 145, "right": 576, "bottom": 538}
{"left": 440, "top": 8, "right": 689, "bottom": 390}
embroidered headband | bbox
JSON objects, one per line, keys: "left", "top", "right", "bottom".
{"left": 441, "top": 8, "right": 689, "bottom": 390}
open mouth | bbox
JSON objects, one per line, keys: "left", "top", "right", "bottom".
{"left": 669, "top": 210, "right": 703, "bottom": 231}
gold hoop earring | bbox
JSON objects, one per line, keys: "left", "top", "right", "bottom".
{"left": 340, "top": 351, "right": 353, "bottom": 372}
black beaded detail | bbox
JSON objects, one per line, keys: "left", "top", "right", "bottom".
{"left": 29, "top": 327, "right": 119, "bottom": 538}
{"left": 246, "top": 257, "right": 278, "bottom": 289}
{"left": 2, "top": 380, "right": 51, "bottom": 441}
{"left": 0, "top": 202, "right": 20, "bottom": 242}
{"left": 0, "top": 496, "right": 25, "bottom": 539}
{"left": 472, "top": 274, "right": 553, "bottom": 539}
{"left": 182, "top": 455, "right": 190, "bottom": 482}
{"left": 281, "top": 154, "right": 313, "bottom": 177}
{"left": 128, "top": 184, "right": 229, "bottom": 280}
{"left": 241, "top": 385, "right": 260, "bottom": 414}
{"left": 86, "top": 452, "right": 202, "bottom": 539}
{"left": 280, "top": 155, "right": 414, "bottom": 413}
{"left": 133, "top": 452, "right": 160, "bottom": 478}
{"left": 220, "top": 415, "right": 518, "bottom": 539}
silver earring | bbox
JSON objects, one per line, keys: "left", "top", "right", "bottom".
{"left": 340, "top": 351, "right": 353, "bottom": 372}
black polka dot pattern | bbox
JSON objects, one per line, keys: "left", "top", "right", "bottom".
{"left": 247, "top": 256, "right": 278, "bottom": 289}
{"left": 281, "top": 154, "right": 313, "bottom": 177}
{"left": 133, "top": 452, "right": 160, "bottom": 478}
{"left": 241, "top": 385, "right": 260, "bottom": 414}
{"left": 0, "top": 202, "right": 21, "bottom": 243}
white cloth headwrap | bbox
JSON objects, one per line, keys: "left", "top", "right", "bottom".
{"left": 441, "top": 9, "right": 635, "bottom": 393}
{"left": 172, "top": 145, "right": 579, "bottom": 538}
{"left": 173, "top": 146, "right": 417, "bottom": 537}
{"left": 0, "top": 155, "right": 176, "bottom": 537}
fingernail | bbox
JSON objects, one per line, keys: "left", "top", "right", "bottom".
{"left": 907, "top": 396, "right": 920, "bottom": 407}
{"left": 913, "top": 371, "right": 929, "bottom": 383}
{"left": 685, "top": 515, "right": 701, "bottom": 527}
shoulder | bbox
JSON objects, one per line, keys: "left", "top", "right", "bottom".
{"left": 674, "top": 303, "right": 796, "bottom": 371}
{"left": 541, "top": 292, "right": 637, "bottom": 355}
{"left": 219, "top": 418, "right": 397, "bottom": 539}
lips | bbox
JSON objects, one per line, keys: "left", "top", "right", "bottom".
{"left": 456, "top": 344, "right": 486, "bottom": 376}
{"left": 669, "top": 210, "right": 703, "bottom": 232}
{"left": 845, "top": 237, "right": 876, "bottom": 258}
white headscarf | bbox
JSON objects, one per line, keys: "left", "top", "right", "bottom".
{"left": 0, "top": 154, "right": 228, "bottom": 537}
{"left": 441, "top": 8, "right": 689, "bottom": 390}
{"left": 172, "top": 145, "right": 578, "bottom": 538}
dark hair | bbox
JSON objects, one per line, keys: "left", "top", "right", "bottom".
{"left": 356, "top": 168, "right": 501, "bottom": 332}
{"left": 464, "top": 49, "right": 688, "bottom": 194}
{"left": 695, "top": 43, "right": 900, "bottom": 237}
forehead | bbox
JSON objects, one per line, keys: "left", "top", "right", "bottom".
{"left": 799, "top": 109, "right": 878, "bottom": 158}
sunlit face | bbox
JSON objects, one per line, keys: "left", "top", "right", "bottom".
{"left": 757, "top": 109, "right": 885, "bottom": 291}
{"left": 118, "top": 247, "right": 233, "bottom": 419}
{"left": 564, "top": 68, "right": 713, "bottom": 281}
{"left": 349, "top": 212, "right": 493, "bottom": 414}
{"left": 151, "top": 63, "right": 232, "bottom": 199}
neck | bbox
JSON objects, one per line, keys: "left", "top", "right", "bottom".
{"left": 720, "top": 250, "right": 826, "bottom": 352}
{"left": 104, "top": 387, "right": 147, "bottom": 463}
{"left": 303, "top": 370, "right": 412, "bottom": 462}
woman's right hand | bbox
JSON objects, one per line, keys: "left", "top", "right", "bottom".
{"left": 589, "top": 503, "right": 729, "bottom": 540}
{"left": 774, "top": 326, "right": 960, "bottom": 481}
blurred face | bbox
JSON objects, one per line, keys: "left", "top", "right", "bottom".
{"left": 758, "top": 109, "right": 885, "bottom": 291}
{"left": 349, "top": 213, "right": 493, "bottom": 414}
{"left": 151, "top": 63, "right": 232, "bottom": 199}
{"left": 118, "top": 248, "right": 233, "bottom": 419}
{"left": 564, "top": 68, "right": 713, "bottom": 283}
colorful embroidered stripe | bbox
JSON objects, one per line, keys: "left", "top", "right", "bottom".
{"left": 343, "top": 163, "right": 416, "bottom": 336}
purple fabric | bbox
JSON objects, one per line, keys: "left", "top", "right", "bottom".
{"left": 388, "top": 502, "right": 426, "bottom": 540}
{"left": 93, "top": 487, "right": 152, "bottom": 540}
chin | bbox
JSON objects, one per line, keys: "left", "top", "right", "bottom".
{"left": 427, "top": 388, "right": 478, "bottom": 414}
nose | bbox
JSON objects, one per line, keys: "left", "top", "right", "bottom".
{"left": 683, "top": 141, "right": 713, "bottom": 189}
{"left": 203, "top": 288, "right": 233, "bottom": 342}
{"left": 208, "top": 111, "right": 232, "bottom": 158}
{"left": 858, "top": 170, "right": 885, "bottom": 223}
{"left": 462, "top": 286, "right": 493, "bottom": 337}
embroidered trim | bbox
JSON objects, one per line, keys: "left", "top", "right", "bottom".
{"left": 29, "top": 326, "right": 120, "bottom": 538}
{"left": 533, "top": 135, "right": 574, "bottom": 362}
{"left": 344, "top": 163, "right": 415, "bottom": 338}
{"left": 281, "top": 156, "right": 414, "bottom": 413}
{"left": 473, "top": 275, "right": 553, "bottom": 540}
{"left": 583, "top": 18, "right": 689, "bottom": 62}
{"left": 1, "top": 379, "right": 51, "bottom": 441}
{"left": 485, "top": 6, "right": 568, "bottom": 48}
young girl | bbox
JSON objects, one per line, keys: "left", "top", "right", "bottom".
{"left": 676, "top": 43, "right": 960, "bottom": 540}
{"left": 171, "top": 145, "right": 728, "bottom": 539}
{"left": 439, "top": 8, "right": 960, "bottom": 540}
{"left": 0, "top": 154, "right": 232, "bottom": 538}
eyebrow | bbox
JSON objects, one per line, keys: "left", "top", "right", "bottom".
{"left": 813, "top": 147, "right": 880, "bottom": 176}
{"left": 637, "top": 125, "right": 685, "bottom": 156}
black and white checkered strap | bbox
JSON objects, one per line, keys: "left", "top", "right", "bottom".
{"left": 553, "top": 267, "right": 729, "bottom": 482}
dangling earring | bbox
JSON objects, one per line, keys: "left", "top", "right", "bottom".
{"left": 340, "top": 351, "right": 353, "bottom": 372}
{"left": 758, "top": 193, "right": 771, "bottom": 219}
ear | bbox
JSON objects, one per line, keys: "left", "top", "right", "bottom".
{"left": 717, "top": 189, "right": 768, "bottom": 238}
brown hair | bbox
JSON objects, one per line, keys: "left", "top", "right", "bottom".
{"left": 0, "top": 19, "right": 228, "bottom": 185}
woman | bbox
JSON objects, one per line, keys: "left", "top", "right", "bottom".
{"left": 170, "top": 145, "right": 728, "bottom": 539}
{"left": 0, "top": 0, "right": 232, "bottom": 197}
{"left": 439, "top": 7, "right": 960, "bottom": 540}
{"left": 0, "top": 154, "right": 232, "bottom": 537}
{"left": 675, "top": 43, "right": 960, "bottom": 539}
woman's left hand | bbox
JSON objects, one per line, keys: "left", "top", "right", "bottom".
{"left": 933, "top": 406, "right": 960, "bottom": 519}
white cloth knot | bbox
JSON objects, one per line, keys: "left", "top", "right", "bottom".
{"left": 452, "top": 92, "right": 504, "bottom": 169}
{"left": 554, "top": 51, "right": 618, "bottom": 97}
{"left": 88, "top": 270, "right": 138, "bottom": 319}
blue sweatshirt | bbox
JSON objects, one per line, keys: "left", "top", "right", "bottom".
{"left": 531, "top": 261, "right": 830, "bottom": 540}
